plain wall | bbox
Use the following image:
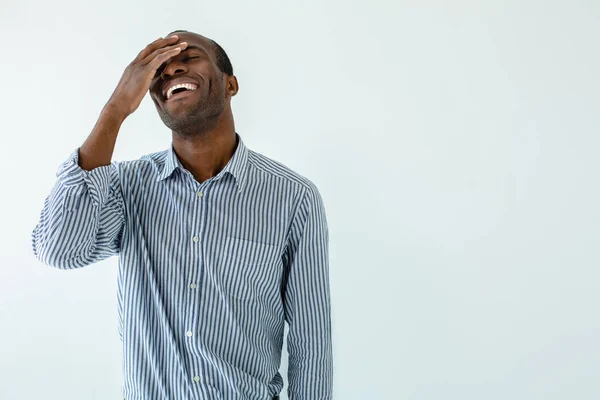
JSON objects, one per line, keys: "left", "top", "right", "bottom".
{"left": 1, "top": 0, "right": 599, "bottom": 398}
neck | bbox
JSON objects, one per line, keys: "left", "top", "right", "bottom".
{"left": 171, "top": 110, "right": 237, "bottom": 184}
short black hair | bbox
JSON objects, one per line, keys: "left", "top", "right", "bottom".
{"left": 168, "top": 30, "right": 233, "bottom": 76}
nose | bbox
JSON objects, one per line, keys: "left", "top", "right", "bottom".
{"left": 161, "top": 59, "right": 187, "bottom": 79}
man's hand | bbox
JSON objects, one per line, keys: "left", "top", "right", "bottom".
{"left": 77, "top": 36, "right": 186, "bottom": 170}
{"left": 106, "top": 35, "right": 188, "bottom": 118}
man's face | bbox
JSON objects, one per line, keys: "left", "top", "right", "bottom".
{"left": 149, "top": 32, "right": 230, "bottom": 135}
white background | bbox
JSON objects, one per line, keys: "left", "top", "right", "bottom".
{"left": 1, "top": 0, "right": 599, "bottom": 399}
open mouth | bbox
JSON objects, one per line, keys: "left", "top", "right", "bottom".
{"left": 165, "top": 83, "right": 199, "bottom": 101}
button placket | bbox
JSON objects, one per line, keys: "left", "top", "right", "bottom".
{"left": 187, "top": 185, "right": 207, "bottom": 389}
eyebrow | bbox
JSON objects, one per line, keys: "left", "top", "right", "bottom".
{"left": 182, "top": 45, "right": 209, "bottom": 55}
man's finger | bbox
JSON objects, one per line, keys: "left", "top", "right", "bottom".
{"left": 134, "top": 36, "right": 180, "bottom": 63}
{"left": 142, "top": 42, "right": 188, "bottom": 66}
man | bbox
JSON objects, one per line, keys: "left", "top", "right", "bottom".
{"left": 32, "top": 30, "right": 332, "bottom": 400}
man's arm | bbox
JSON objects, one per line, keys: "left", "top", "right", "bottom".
{"left": 31, "top": 146, "right": 125, "bottom": 269}
{"left": 283, "top": 183, "right": 333, "bottom": 399}
{"left": 32, "top": 36, "right": 189, "bottom": 269}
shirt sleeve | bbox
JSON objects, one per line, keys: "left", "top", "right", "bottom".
{"left": 283, "top": 183, "right": 333, "bottom": 399}
{"left": 31, "top": 147, "right": 125, "bottom": 269}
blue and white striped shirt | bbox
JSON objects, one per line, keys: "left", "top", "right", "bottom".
{"left": 32, "top": 133, "right": 332, "bottom": 400}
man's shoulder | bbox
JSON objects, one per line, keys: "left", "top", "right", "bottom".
{"left": 247, "top": 149, "right": 320, "bottom": 195}
{"left": 138, "top": 148, "right": 170, "bottom": 167}
{"left": 114, "top": 149, "right": 169, "bottom": 175}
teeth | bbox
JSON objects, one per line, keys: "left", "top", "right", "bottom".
{"left": 166, "top": 83, "right": 198, "bottom": 99}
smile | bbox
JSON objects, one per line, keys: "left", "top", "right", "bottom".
{"left": 165, "top": 83, "right": 199, "bottom": 100}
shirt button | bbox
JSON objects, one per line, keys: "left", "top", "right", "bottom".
{"left": 186, "top": 330, "right": 193, "bottom": 337}
{"left": 197, "top": 191, "right": 203, "bottom": 198}
{"left": 189, "top": 283, "right": 197, "bottom": 289}
{"left": 192, "top": 236, "right": 199, "bottom": 242}
{"left": 193, "top": 375, "right": 200, "bottom": 382}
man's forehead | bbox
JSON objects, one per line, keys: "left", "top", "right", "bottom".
{"left": 167, "top": 32, "right": 209, "bottom": 47}
{"left": 165, "top": 31, "right": 216, "bottom": 62}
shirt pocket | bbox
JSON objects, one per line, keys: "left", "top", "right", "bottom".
{"left": 218, "top": 236, "right": 281, "bottom": 300}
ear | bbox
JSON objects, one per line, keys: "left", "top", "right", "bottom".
{"left": 226, "top": 75, "right": 239, "bottom": 97}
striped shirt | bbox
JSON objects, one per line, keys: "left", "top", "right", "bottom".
{"left": 32, "top": 133, "right": 332, "bottom": 400}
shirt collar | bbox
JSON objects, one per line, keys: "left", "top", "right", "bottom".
{"left": 156, "top": 132, "right": 249, "bottom": 194}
